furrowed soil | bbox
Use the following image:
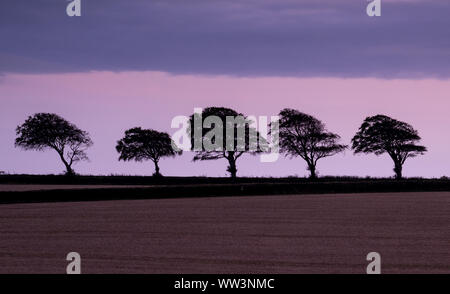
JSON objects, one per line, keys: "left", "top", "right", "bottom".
{"left": 0, "top": 192, "right": 448, "bottom": 273}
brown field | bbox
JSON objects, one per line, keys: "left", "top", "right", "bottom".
{"left": 0, "top": 192, "right": 448, "bottom": 274}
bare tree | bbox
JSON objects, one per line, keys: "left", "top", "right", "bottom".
{"left": 15, "top": 113, "right": 93, "bottom": 175}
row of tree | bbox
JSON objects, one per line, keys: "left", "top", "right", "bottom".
{"left": 14, "top": 107, "right": 427, "bottom": 179}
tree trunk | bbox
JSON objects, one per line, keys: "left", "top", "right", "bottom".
{"left": 153, "top": 160, "right": 161, "bottom": 177}
{"left": 57, "top": 151, "right": 74, "bottom": 176}
{"left": 64, "top": 164, "right": 75, "bottom": 176}
{"left": 308, "top": 163, "right": 317, "bottom": 179}
{"left": 394, "top": 162, "right": 403, "bottom": 180}
{"left": 227, "top": 157, "right": 237, "bottom": 179}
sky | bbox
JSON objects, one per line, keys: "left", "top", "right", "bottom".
{"left": 0, "top": 0, "right": 449, "bottom": 178}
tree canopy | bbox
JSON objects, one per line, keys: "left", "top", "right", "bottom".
{"left": 351, "top": 114, "right": 427, "bottom": 179}
{"left": 15, "top": 113, "right": 93, "bottom": 175}
{"left": 116, "top": 127, "right": 181, "bottom": 177}
{"left": 274, "top": 108, "right": 346, "bottom": 178}
{"left": 188, "top": 107, "right": 265, "bottom": 178}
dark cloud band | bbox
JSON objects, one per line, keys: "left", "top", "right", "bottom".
{"left": 0, "top": 0, "right": 449, "bottom": 78}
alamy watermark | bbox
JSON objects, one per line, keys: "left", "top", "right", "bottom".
{"left": 171, "top": 108, "right": 280, "bottom": 163}
{"left": 66, "top": 0, "right": 81, "bottom": 17}
{"left": 366, "top": 252, "right": 381, "bottom": 274}
{"left": 66, "top": 252, "right": 81, "bottom": 274}
{"left": 366, "top": 0, "right": 381, "bottom": 17}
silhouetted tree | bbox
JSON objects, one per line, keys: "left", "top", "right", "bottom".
{"left": 351, "top": 114, "right": 427, "bottom": 179}
{"left": 15, "top": 113, "right": 93, "bottom": 175}
{"left": 116, "top": 127, "right": 181, "bottom": 177}
{"left": 274, "top": 108, "right": 346, "bottom": 179}
{"left": 188, "top": 107, "right": 264, "bottom": 178}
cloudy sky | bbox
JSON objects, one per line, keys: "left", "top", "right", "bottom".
{"left": 1, "top": 0, "right": 449, "bottom": 177}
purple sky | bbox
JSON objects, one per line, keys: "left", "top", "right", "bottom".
{"left": 1, "top": 0, "right": 449, "bottom": 177}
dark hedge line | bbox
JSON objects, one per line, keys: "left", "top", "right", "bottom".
{"left": 1, "top": 178, "right": 450, "bottom": 204}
